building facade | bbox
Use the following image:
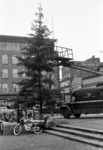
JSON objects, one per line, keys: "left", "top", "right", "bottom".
{"left": 0, "top": 35, "right": 59, "bottom": 106}
{"left": 60, "top": 56, "right": 103, "bottom": 101}
{"left": 82, "top": 65, "right": 103, "bottom": 88}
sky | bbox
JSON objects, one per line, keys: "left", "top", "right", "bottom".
{"left": 0, "top": 0, "right": 103, "bottom": 62}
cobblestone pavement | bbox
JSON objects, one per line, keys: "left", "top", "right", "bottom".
{"left": 0, "top": 133, "right": 101, "bottom": 150}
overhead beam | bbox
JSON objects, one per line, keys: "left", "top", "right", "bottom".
{"left": 60, "top": 61, "right": 103, "bottom": 75}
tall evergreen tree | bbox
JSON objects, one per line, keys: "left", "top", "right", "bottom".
{"left": 17, "top": 4, "right": 57, "bottom": 113}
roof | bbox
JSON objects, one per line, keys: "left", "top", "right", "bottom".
{"left": 74, "top": 86, "right": 103, "bottom": 92}
{"left": 83, "top": 74, "right": 99, "bottom": 80}
{"left": 0, "top": 35, "right": 30, "bottom": 43}
{"left": 0, "top": 35, "right": 57, "bottom": 43}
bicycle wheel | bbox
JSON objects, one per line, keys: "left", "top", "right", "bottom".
{"left": 33, "top": 127, "right": 42, "bottom": 134}
{"left": 14, "top": 124, "right": 21, "bottom": 135}
{"left": 51, "top": 118, "right": 57, "bottom": 128}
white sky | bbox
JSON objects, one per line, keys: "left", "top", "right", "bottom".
{"left": 0, "top": 0, "right": 103, "bottom": 61}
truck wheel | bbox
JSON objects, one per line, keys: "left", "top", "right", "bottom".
{"left": 74, "top": 114, "right": 81, "bottom": 118}
{"left": 62, "top": 108, "right": 71, "bottom": 119}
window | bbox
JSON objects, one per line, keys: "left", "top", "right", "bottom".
{"left": 51, "top": 85, "right": 55, "bottom": 89}
{"left": 12, "top": 55, "right": 18, "bottom": 64}
{"left": 13, "top": 69, "right": 18, "bottom": 78}
{"left": 2, "top": 55, "right": 8, "bottom": 64}
{"left": 2, "top": 83, "right": 9, "bottom": 93}
{"left": 22, "top": 72, "right": 26, "bottom": 78}
{"left": 17, "top": 43, "right": 25, "bottom": 50}
{"left": 2, "top": 69, "right": 8, "bottom": 78}
{"left": 13, "top": 84, "right": 19, "bottom": 93}
{"left": 7, "top": 42, "right": 17, "bottom": 50}
{"left": 22, "top": 69, "right": 27, "bottom": 78}
{"left": 0, "top": 42, "right": 7, "bottom": 49}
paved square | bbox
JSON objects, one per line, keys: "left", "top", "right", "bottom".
{"left": 0, "top": 133, "right": 97, "bottom": 150}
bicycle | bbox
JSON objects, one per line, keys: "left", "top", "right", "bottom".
{"left": 13, "top": 118, "right": 44, "bottom": 136}
{"left": 42, "top": 115, "right": 57, "bottom": 128}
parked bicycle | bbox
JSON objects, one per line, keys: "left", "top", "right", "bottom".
{"left": 13, "top": 118, "right": 44, "bottom": 136}
{"left": 42, "top": 114, "right": 57, "bottom": 128}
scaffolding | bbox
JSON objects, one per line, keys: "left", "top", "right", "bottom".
{"left": 47, "top": 46, "right": 103, "bottom": 76}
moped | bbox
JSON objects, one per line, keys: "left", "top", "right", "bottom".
{"left": 13, "top": 118, "right": 44, "bottom": 135}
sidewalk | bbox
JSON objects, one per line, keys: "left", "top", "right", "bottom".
{"left": 68, "top": 119, "right": 103, "bottom": 130}
{"left": 0, "top": 133, "right": 95, "bottom": 150}
{"left": 55, "top": 114, "right": 103, "bottom": 130}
